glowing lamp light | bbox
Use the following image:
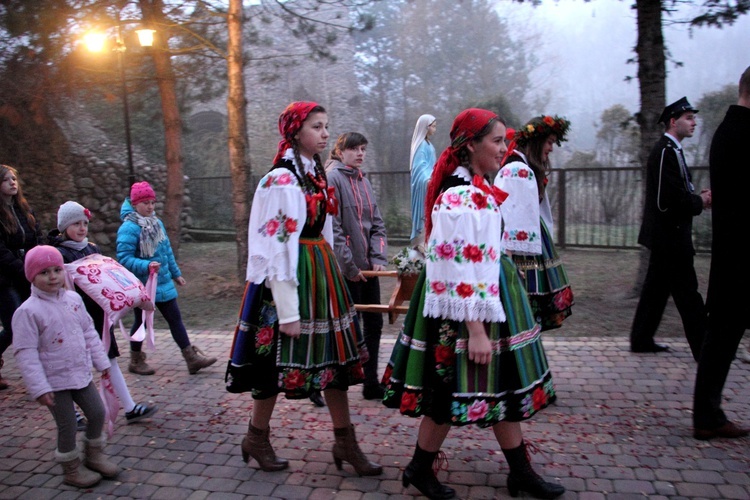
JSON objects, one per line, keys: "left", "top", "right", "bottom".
{"left": 136, "top": 29, "right": 155, "bottom": 47}
{"left": 84, "top": 32, "right": 107, "bottom": 52}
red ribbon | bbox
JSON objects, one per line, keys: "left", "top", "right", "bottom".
{"left": 472, "top": 175, "right": 508, "bottom": 204}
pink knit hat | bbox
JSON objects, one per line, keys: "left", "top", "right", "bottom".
{"left": 24, "top": 245, "right": 64, "bottom": 282}
{"left": 130, "top": 181, "right": 156, "bottom": 205}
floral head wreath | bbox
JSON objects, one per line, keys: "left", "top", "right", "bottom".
{"left": 514, "top": 115, "right": 571, "bottom": 147}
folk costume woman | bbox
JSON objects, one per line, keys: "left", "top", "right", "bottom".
{"left": 409, "top": 114, "right": 437, "bottom": 252}
{"left": 226, "top": 102, "right": 382, "bottom": 477}
{"left": 495, "top": 115, "right": 574, "bottom": 331}
{"left": 382, "top": 109, "right": 564, "bottom": 500}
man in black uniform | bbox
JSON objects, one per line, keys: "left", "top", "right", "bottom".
{"left": 630, "top": 97, "right": 711, "bottom": 360}
{"left": 693, "top": 67, "right": 750, "bottom": 440}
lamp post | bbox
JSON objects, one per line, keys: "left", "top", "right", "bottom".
{"left": 85, "top": 16, "right": 155, "bottom": 187}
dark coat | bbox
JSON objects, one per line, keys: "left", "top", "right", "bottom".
{"left": 706, "top": 104, "right": 750, "bottom": 313}
{"left": 0, "top": 203, "right": 42, "bottom": 290}
{"left": 637, "top": 134, "right": 704, "bottom": 255}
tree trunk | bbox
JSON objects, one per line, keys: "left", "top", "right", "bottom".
{"left": 227, "top": 0, "right": 250, "bottom": 281}
{"left": 631, "top": 0, "right": 666, "bottom": 297}
{"left": 139, "top": 0, "right": 184, "bottom": 257}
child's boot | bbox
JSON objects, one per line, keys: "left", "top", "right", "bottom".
{"left": 55, "top": 448, "right": 101, "bottom": 488}
{"left": 83, "top": 436, "right": 121, "bottom": 479}
{"left": 332, "top": 424, "right": 383, "bottom": 476}
{"left": 181, "top": 345, "right": 217, "bottom": 374}
{"left": 129, "top": 350, "right": 155, "bottom": 375}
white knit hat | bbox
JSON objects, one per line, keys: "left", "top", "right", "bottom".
{"left": 57, "top": 201, "right": 90, "bottom": 233}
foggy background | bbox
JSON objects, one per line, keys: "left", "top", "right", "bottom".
{"left": 500, "top": 0, "right": 750, "bottom": 154}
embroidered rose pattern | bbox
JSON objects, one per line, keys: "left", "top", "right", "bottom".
{"left": 503, "top": 228, "right": 540, "bottom": 244}
{"left": 283, "top": 369, "right": 307, "bottom": 390}
{"left": 500, "top": 166, "right": 534, "bottom": 180}
{"left": 255, "top": 326, "right": 274, "bottom": 355}
{"left": 433, "top": 186, "right": 502, "bottom": 212}
{"left": 553, "top": 287, "right": 574, "bottom": 310}
{"left": 261, "top": 172, "right": 298, "bottom": 189}
{"left": 426, "top": 280, "right": 499, "bottom": 300}
{"left": 428, "top": 239, "right": 498, "bottom": 265}
{"left": 259, "top": 209, "right": 299, "bottom": 243}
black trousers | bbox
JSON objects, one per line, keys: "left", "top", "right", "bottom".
{"left": 346, "top": 277, "right": 383, "bottom": 388}
{"left": 630, "top": 248, "right": 706, "bottom": 360}
{"left": 693, "top": 312, "right": 746, "bottom": 429}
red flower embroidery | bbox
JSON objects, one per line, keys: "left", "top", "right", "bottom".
{"left": 553, "top": 287, "right": 574, "bottom": 309}
{"left": 518, "top": 169, "right": 529, "bottom": 178}
{"left": 284, "top": 369, "right": 306, "bottom": 390}
{"left": 276, "top": 173, "right": 292, "bottom": 185}
{"left": 516, "top": 231, "right": 529, "bottom": 241}
{"left": 265, "top": 219, "right": 280, "bottom": 236}
{"left": 435, "top": 344, "right": 455, "bottom": 366}
{"left": 382, "top": 364, "right": 393, "bottom": 384}
{"left": 400, "top": 392, "right": 418, "bottom": 413}
{"left": 431, "top": 281, "right": 447, "bottom": 294}
{"left": 456, "top": 283, "right": 474, "bottom": 298}
{"left": 532, "top": 387, "right": 547, "bottom": 410}
{"left": 284, "top": 218, "right": 298, "bottom": 234}
{"left": 256, "top": 326, "right": 274, "bottom": 347}
{"left": 471, "top": 192, "right": 488, "bottom": 209}
{"left": 462, "top": 244, "right": 483, "bottom": 263}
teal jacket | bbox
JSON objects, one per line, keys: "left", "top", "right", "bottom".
{"left": 116, "top": 198, "right": 180, "bottom": 303}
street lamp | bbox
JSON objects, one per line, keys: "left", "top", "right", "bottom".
{"left": 85, "top": 18, "right": 155, "bottom": 187}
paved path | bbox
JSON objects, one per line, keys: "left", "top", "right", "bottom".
{"left": 1, "top": 329, "right": 748, "bottom": 499}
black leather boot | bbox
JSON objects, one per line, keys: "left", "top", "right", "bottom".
{"left": 401, "top": 444, "right": 455, "bottom": 499}
{"left": 503, "top": 441, "right": 565, "bottom": 499}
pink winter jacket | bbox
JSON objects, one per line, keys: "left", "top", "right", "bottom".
{"left": 12, "top": 285, "right": 110, "bottom": 400}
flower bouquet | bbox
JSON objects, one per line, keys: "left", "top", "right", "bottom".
{"left": 391, "top": 246, "right": 425, "bottom": 276}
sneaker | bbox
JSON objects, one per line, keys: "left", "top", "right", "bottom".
{"left": 76, "top": 411, "right": 88, "bottom": 432}
{"left": 125, "top": 403, "right": 158, "bottom": 424}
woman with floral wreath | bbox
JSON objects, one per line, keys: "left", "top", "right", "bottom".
{"left": 495, "top": 115, "right": 574, "bottom": 331}
{"left": 226, "top": 101, "right": 381, "bottom": 478}
{"left": 382, "top": 108, "right": 564, "bottom": 499}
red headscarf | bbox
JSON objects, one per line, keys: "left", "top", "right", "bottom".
{"left": 273, "top": 101, "right": 320, "bottom": 164}
{"left": 424, "top": 108, "right": 498, "bottom": 238}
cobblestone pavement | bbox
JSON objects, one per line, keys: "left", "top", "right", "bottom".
{"left": 1, "top": 329, "right": 748, "bottom": 499}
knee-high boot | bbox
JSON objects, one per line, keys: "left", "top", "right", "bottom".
{"left": 503, "top": 441, "right": 565, "bottom": 499}
{"left": 401, "top": 444, "right": 455, "bottom": 499}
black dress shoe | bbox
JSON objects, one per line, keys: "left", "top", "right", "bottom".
{"left": 631, "top": 342, "right": 670, "bottom": 353}
{"left": 309, "top": 391, "right": 326, "bottom": 407}
{"left": 694, "top": 421, "right": 750, "bottom": 440}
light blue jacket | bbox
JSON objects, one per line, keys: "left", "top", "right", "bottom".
{"left": 116, "top": 198, "right": 181, "bottom": 303}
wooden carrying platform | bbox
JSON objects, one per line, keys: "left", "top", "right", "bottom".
{"left": 354, "top": 270, "right": 419, "bottom": 324}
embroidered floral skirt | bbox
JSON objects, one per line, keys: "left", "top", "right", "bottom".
{"left": 382, "top": 255, "right": 556, "bottom": 427}
{"left": 513, "top": 218, "right": 574, "bottom": 331}
{"left": 226, "top": 236, "right": 367, "bottom": 399}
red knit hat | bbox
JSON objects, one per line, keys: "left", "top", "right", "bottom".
{"left": 25, "top": 245, "right": 64, "bottom": 282}
{"left": 130, "top": 181, "right": 156, "bottom": 205}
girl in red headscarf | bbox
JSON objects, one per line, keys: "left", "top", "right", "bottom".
{"left": 382, "top": 109, "right": 564, "bottom": 499}
{"left": 226, "top": 102, "right": 381, "bottom": 478}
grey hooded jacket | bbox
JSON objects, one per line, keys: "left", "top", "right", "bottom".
{"left": 325, "top": 159, "right": 388, "bottom": 280}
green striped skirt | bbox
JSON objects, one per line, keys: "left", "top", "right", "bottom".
{"left": 226, "top": 236, "right": 367, "bottom": 399}
{"left": 382, "top": 254, "right": 556, "bottom": 427}
{"left": 513, "top": 218, "right": 574, "bottom": 331}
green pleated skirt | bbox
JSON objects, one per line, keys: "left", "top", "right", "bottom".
{"left": 226, "top": 236, "right": 367, "bottom": 399}
{"left": 513, "top": 218, "right": 574, "bottom": 331}
{"left": 382, "top": 254, "right": 556, "bottom": 427}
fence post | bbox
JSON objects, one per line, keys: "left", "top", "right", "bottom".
{"left": 557, "top": 169, "right": 566, "bottom": 249}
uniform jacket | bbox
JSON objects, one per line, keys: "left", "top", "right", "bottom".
{"left": 706, "top": 104, "right": 750, "bottom": 312}
{"left": 0, "top": 203, "right": 42, "bottom": 289}
{"left": 325, "top": 159, "right": 388, "bottom": 280}
{"left": 638, "top": 134, "right": 704, "bottom": 255}
{"left": 12, "top": 286, "right": 110, "bottom": 400}
{"left": 116, "top": 198, "right": 181, "bottom": 303}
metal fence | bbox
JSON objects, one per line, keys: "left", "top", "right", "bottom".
{"left": 187, "top": 166, "right": 712, "bottom": 252}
